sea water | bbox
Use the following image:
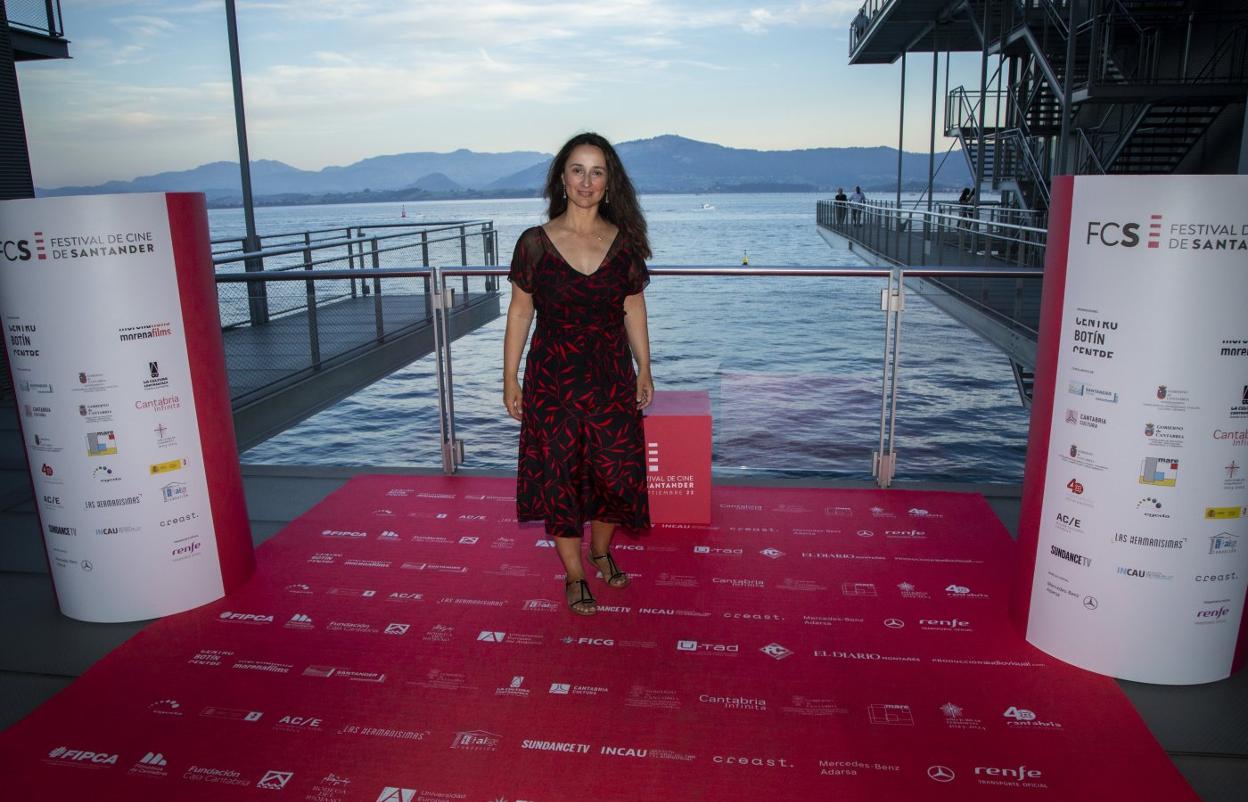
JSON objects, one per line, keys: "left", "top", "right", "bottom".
{"left": 209, "top": 192, "right": 1029, "bottom": 483}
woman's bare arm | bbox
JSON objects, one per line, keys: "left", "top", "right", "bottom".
{"left": 503, "top": 286, "right": 535, "bottom": 420}
{"left": 623, "top": 291, "right": 653, "bottom": 409}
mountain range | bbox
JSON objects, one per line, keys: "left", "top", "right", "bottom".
{"left": 38, "top": 135, "right": 972, "bottom": 207}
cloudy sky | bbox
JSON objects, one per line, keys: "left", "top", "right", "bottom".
{"left": 18, "top": 1, "right": 983, "bottom": 187}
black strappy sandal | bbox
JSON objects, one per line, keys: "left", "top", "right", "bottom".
{"left": 589, "top": 552, "right": 630, "bottom": 589}
{"left": 565, "top": 579, "right": 597, "bottom": 615}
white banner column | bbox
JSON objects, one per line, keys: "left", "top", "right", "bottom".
{"left": 0, "top": 192, "right": 254, "bottom": 622}
{"left": 1012, "top": 175, "right": 1248, "bottom": 684}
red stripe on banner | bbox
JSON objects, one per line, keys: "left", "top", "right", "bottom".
{"left": 1011, "top": 176, "right": 1075, "bottom": 635}
{"left": 165, "top": 193, "right": 255, "bottom": 591}
{"left": 1234, "top": 582, "right": 1248, "bottom": 673}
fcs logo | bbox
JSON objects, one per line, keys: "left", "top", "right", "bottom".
{"left": 2, "top": 238, "right": 33, "bottom": 261}
{"left": 1086, "top": 220, "right": 1141, "bottom": 247}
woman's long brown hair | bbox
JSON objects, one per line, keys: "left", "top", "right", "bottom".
{"left": 544, "top": 132, "right": 651, "bottom": 260}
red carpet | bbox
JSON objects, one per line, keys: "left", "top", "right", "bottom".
{"left": 0, "top": 476, "right": 1196, "bottom": 800}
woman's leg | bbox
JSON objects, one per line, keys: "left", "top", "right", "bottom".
{"left": 588, "top": 520, "right": 629, "bottom": 587}
{"left": 588, "top": 520, "right": 616, "bottom": 557}
{"left": 554, "top": 532, "right": 596, "bottom": 613}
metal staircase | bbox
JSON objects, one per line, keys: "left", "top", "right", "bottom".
{"left": 954, "top": 0, "right": 1245, "bottom": 204}
{"left": 1108, "top": 103, "right": 1225, "bottom": 173}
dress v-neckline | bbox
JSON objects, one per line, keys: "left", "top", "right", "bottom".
{"left": 539, "top": 224, "right": 620, "bottom": 277}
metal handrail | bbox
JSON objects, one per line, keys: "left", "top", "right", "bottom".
{"left": 209, "top": 219, "right": 492, "bottom": 247}
{"left": 213, "top": 227, "right": 489, "bottom": 268}
{"left": 216, "top": 263, "right": 1041, "bottom": 282}
{"left": 836, "top": 199, "right": 1049, "bottom": 235}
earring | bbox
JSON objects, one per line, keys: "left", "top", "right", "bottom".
{"left": 604, "top": 190, "right": 610, "bottom": 205}
{"left": 561, "top": 184, "right": 566, "bottom": 199}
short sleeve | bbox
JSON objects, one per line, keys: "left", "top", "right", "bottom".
{"left": 507, "top": 228, "right": 537, "bottom": 293}
{"left": 627, "top": 254, "right": 650, "bottom": 295}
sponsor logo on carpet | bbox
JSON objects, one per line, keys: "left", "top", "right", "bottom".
{"left": 548, "top": 682, "right": 609, "bottom": 697}
{"left": 677, "top": 639, "right": 739, "bottom": 655}
{"left": 693, "top": 545, "right": 743, "bottom": 556}
{"left": 339, "top": 724, "right": 428, "bottom": 741}
{"left": 919, "top": 617, "right": 973, "bottom": 632}
{"left": 200, "top": 706, "right": 263, "bottom": 722}
{"left": 974, "top": 764, "right": 1047, "bottom": 789}
{"left": 713, "top": 576, "right": 764, "bottom": 588}
{"left": 375, "top": 789, "right": 415, "bottom": 802}
{"left": 274, "top": 714, "right": 323, "bottom": 732}
{"left": 219, "top": 611, "right": 273, "bottom": 624}
{"left": 451, "top": 730, "right": 501, "bottom": 751}
{"left": 232, "top": 659, "right": 293, "bottom": 674}
{"left": 711, "top": 754, "right": 795, "bottom": 768}
{"left": 496, "top": 676, "right": 530, "bottom": 698}
{"left": 327, "top": 587, "right": 377, "bottom": 598}
{"left": 760, "top": 642, "right": 793, "bottom": 660}
{"left": 814, "top": 649, "right": 920, "bottom": 663}
{"left": 867, "top": 704, "right": 914, "bottom": 725}
{"left": 188, "top": 649, "right": 232, "bottom": 667}
{"left": 45, "top": 746, "right": 119, "bottom": 767}
{"left": 522, "top": 739, "right": 591, "bottom": 754}
{"left": 782, "top": 697, "right": 848, "bottom": 717}
{"left": 699, "top": 694, "right": 766, "bottom": 711}
{"left": 257, "top": 769, "right": 293, "bottom": 789}
{"left": 941, "top": 702, "right": 986, "bottom": 731}
{"left": 128, "top": 751, "right": 168, "bottom": 777}
{"left": 148, "top": 699, "right": 182, "bottom": 716}
{"left": 626, "top": 685, "right": 682, "bottom": 711}
{"left": 817, "top": 759, "right": 900, "bottom": 777}
{"left": 1004, "top": 706, "right": 1063, "bottom": 729}
{"left": 183, "top": 765, "right": 249, "bottom": 786}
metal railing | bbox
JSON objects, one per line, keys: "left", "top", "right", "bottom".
{"left": 223, "top": 257, "right": 1043, "bottom": 485}
{"left": 816, "top": 198, "right": 1048, "bottom": 271}
{"left": 848, "top": 0, "right": 890, "bottom": 56}
{"left": 212, "top": 223, "right": 499, "bottom": 405}
{"left": 212, "top": 220, "right": 497, "bottom": 328}
{"left": 436, "top": 263, "right": 1040, "bottom": 485}
{"left": 4, "top": 0, "right": 63, "bottom": 37}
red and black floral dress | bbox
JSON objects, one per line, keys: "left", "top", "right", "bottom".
{"left": 508, "top": 225, "right": 651, "bottom": 538}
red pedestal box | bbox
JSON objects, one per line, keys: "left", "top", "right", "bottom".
{"left": 643, "top": 390, "right": 712, "bottom": 525}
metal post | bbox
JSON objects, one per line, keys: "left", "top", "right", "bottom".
{"left": 346, "top": 227, "right": 357, "bottom": 298}
{"left": 224, "top": 0, "right": 267, "bottom": 326}
{"left": 358, "top": 228, "right": 370, "bottom": 296}
{"left": 884, "top": 270, "right": 905, "bottom": 487}
{"left": 928, "top": 44, "right": 938, "bottom": 217}
{"left": 874, "top": 269, "right": 903, "bottom": 487}
{"left": 896, "top": 52, "right": 907, "bottom": 210}
{"left": 372, "top": 238, "right": 383, "bottom": 340}
{"left": 430, "top": 268, "right": 463, "bottom": 473}
{"left": 1056, "top": 0, "right": 1077, "bottom": 174}
{"left": 303, "top": 236, "right": 320, "bottom": 369}
{"left": 1239, "top": 96, "right": 1248, "bottom": 174}
{"left": 974, "top": 0, "right": 990, "bottom": 210}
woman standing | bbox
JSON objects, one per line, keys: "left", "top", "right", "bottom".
{"left": 502, "top": 132, "right": 654, "bottom": 616}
